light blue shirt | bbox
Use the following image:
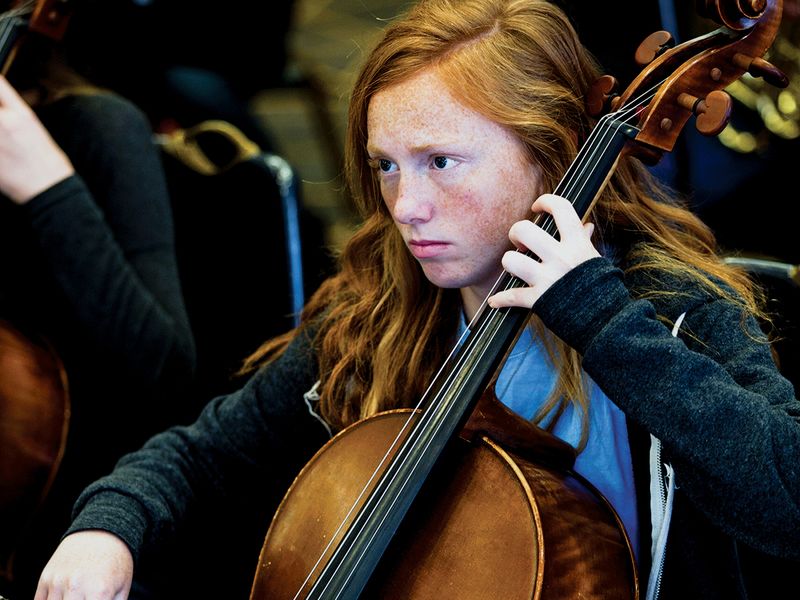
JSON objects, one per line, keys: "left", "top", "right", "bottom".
{"left": 459, "top": 317, "right": 639, "bottom": 558}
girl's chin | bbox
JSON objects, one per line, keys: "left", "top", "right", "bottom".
{"left": 422, "top": 264, "right": 501, "bottom": 300}
{"left": 421, "top": 267, "right": 477, "bottom": 292}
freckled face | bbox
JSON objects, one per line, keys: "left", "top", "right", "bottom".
{"left": 367, "top": 68, "right": 542, "bottom": 309}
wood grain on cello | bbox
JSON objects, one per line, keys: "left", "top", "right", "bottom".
{"left": 0, "top": 320, "right": 69, "bottom": 581}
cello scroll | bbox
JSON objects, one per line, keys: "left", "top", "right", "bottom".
{"left": 618, "top": 0, "right": 787, "bottom": 155}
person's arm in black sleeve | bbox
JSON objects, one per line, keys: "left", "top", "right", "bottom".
{"left": 535, "top": 257, "right": 800, "bottom": 559}
{"left": 26, "top": 92, "right": 195, "bottom": 387}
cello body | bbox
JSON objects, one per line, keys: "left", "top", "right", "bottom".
{"left": 251, "top": 404, "right": 637, "bottom": 599}
{"left": 0, "top": 319, "right": 69, "bottom": 579}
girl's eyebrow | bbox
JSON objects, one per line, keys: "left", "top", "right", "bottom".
{"left": 367, "top": 141, "right": 460, "bottom": 157}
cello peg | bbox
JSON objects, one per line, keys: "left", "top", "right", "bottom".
{"left": 586, "top": 74, "right": 620, "bottom": 116}
{"left": 732, "top": 53, "right": 789, "bottom": 88}
{"left": 676, "top": 90, "right": 732, "bottom": 136}
{"left": 634, "top": 31, "right": 674, "bottom": 66}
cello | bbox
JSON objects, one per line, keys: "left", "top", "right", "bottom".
{"left": 0, "top": 0, "right": 73, "bottom": 584}
{"left": 250, "top": 1, "right": 787, "bottom": 597}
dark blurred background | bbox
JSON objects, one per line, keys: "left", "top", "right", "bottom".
{"left": 9, "top": 0, "right": 798, "bottom": 596}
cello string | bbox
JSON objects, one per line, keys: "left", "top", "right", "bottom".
{"left": 467, "top": 80, "right": 660, "bottom": 320}
{"left": 321, "top": 82, "right": 660, "bottom": 590}
{"left": 0, "top": 1, "right": 37, "bottom": 68}
{"left": 308, "top": 81, "right": 661, "bottom": 595}
{"left": 0, "top": 0, "right": 36, "bottom": 25}
{"left": 410, "top": 81, "right": 659, "bottom": 417}
{"left": 297, "top": 79, "right": 662, "bottom": 597}
{"left": 0, "top": 17, "right": 16, "bottom": 49}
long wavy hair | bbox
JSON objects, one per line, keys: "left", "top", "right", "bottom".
{"left": 242, "top": 0, "right": 765, "bottom": 444}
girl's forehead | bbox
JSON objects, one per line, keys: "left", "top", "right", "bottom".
{"left": 369, "top": 69, "right": 457, "bottom": 121}
{"left": 367, "top": 69, "right": 504, "bottom": 150}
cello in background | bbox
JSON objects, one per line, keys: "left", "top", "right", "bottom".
{"left": 250, "top": 0, "right": 787, "bottom": 598}
{"left": 0, "top": 0, "right": 73, "bottom": 584}
{"left": 0, "top": 320, "right": 69, "bottom": 582}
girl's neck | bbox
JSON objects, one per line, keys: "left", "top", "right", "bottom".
{"left": 460, "top": 285, "right": 489, "bottom": 321}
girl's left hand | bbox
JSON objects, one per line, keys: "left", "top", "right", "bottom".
{"left": 488, "top": 193, "right": 599, "bottom": 308}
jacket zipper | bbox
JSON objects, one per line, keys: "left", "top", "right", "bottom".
{"left": 646, "top": 436, "right": 674, "bottom": 600}
{"left": 646, "top": 312, "right": 685, "bottom": 600}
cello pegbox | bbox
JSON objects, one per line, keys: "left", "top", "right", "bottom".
{"left": 28, "top": 0, "right": 74, "bottom": 40}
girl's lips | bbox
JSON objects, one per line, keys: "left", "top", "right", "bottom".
{"left": 408, "top": 239, "right": 449, "bottom": 259}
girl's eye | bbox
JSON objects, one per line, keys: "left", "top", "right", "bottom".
{"left": 432, "top": 156, "right": 458, "bottom": 170}
{"left": 379, "top": 159, "right": 396, "bottom": 173}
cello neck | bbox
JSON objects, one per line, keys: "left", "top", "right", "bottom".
{"left": 0, "top": 0, "right": 74, "bottom": 77}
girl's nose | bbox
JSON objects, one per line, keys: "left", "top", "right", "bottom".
{"left": 389, "top": 173, "right": 433, "bottom": 225}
